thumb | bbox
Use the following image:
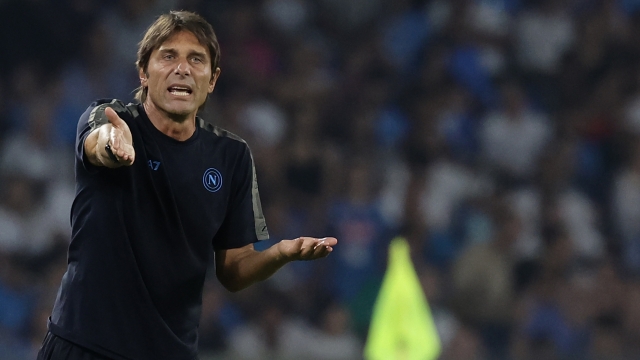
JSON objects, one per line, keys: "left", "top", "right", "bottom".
{"left": 105, "top": 107, "right": 125, "bottom": 127}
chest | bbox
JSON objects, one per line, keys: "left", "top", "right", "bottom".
{"left": 123, "top": 128, "right": 236, "bottom": 244}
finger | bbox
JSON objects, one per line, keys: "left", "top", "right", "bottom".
{"left": 312, "top": 245, "right": 333, "bottom": 259}
{"left": 123, "top": 145, "right": 135, "bottom": 162}
{"left": 114, "top": 138, "right": 125, "bottom": 156}
{"left": 109, "top": 136, "right": 126, "bottom": 160}
{"left": 127, "top": 149, "right": 135, "bottom": 163}
{"left": 120, "top": 152, "right": 134, "bottom": 165}
{"left": 109, "top": 127, "right": 122, "bottom": 149}
{"left": 105, "top": 107, "right": 124, "bottom": 127}
{"left": 313, "top": 238, "right": 327, "bottom": 250}
{"left": 118, "top": 144, "right": 133, "bottom": 159}
{"left": 320, "top": 246, "right": 333, "bottom": 257}
{"left": 118, "top": 145, "right": 135, "bottom": 165}
{"left": 316, "top": 237, "right": 337, "bottom": 247}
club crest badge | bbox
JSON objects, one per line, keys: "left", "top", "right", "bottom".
{"left": 203, "top": 168, "right": 223, "bottom": 192}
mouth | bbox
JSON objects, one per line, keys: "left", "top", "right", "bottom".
{"left": 167, "top": 85, "right": 193, "bottom": 97}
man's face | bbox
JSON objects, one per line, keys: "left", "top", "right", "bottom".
{"left": 141, "top": 30, "right": 219, "bottom": 120}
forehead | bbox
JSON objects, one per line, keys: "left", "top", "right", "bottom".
{"left": 157, "top": 30, "right": 209, "bottom": 57}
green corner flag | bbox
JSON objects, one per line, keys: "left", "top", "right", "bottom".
{"left": 364, "top": 237, "right": 441, "bottom": 360}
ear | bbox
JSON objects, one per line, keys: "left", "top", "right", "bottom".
{"left": 208, "top": 67, "right": 221, "bottom": 93}
{"left": 139, "top": 68, "right": 148, "bottom": 87}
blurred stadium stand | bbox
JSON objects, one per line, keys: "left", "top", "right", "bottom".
{"left": 1, "top": 0, "right": 640, "bottom": 358}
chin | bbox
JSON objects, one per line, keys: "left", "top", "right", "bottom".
{"left": 165, "top": 104, "right": 197, "bottom": 119}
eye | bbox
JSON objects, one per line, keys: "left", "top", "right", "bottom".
{"left": 191, "top": 56, "right": 203, "bottom": 63}
{"left": 163, "top": 53, "right": 175, "bottom": 60}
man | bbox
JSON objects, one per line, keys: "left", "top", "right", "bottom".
{"left": 37, "top": 10, "right": 337, "bottom": 360}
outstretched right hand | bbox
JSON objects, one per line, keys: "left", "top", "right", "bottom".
{"left": 101, "top": 107, "right": 135, "bottom": 166}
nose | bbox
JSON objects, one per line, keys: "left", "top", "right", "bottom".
{"left": 175, "top": 61, "right": 191, "bottom": 76}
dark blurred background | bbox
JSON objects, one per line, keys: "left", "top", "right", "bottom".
{"left": 1, "top": 0, "right": 640, "bottom": 359}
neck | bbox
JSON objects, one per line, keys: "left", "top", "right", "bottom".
{"left": 143, "top": 100, "right": 197, "bottom": 141}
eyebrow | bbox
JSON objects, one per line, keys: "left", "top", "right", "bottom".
{"left": 189, "top": 50, "right": 208, "bottom": 60}
{"left": 158, "top": 47, "right": 208, "bottom": 60}
{"left": 158, "top": 48, "right": 178, "bottom": 55}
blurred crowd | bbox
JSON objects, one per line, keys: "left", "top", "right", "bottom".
{"left": 1, "top": 0, "right": 640, "bottom": 359}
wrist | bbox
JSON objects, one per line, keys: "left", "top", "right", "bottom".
{"left": 273, "top": 241, "right": 291, "bottom": 263}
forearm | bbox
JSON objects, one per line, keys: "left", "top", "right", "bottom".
{"left": 215, "top": 243, "right": 289, "bottom": 292}
{"left": 216, "top": 237, "right": 335, "bottom": 292}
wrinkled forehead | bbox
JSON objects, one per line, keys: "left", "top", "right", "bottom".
{"left": 156, "top": 30, "right": 211, "bottom": 58}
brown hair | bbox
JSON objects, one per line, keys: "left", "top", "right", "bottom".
{"left": 134, "top": 11, "right": 221, "bottom": 103}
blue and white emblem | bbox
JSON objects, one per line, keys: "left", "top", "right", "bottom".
{"left": 202, "top": 168, "right": 223, "bottom": 192}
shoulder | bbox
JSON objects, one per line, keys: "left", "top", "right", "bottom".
{"left": 196, "top": 118, "right": 251, "bottom": 150}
